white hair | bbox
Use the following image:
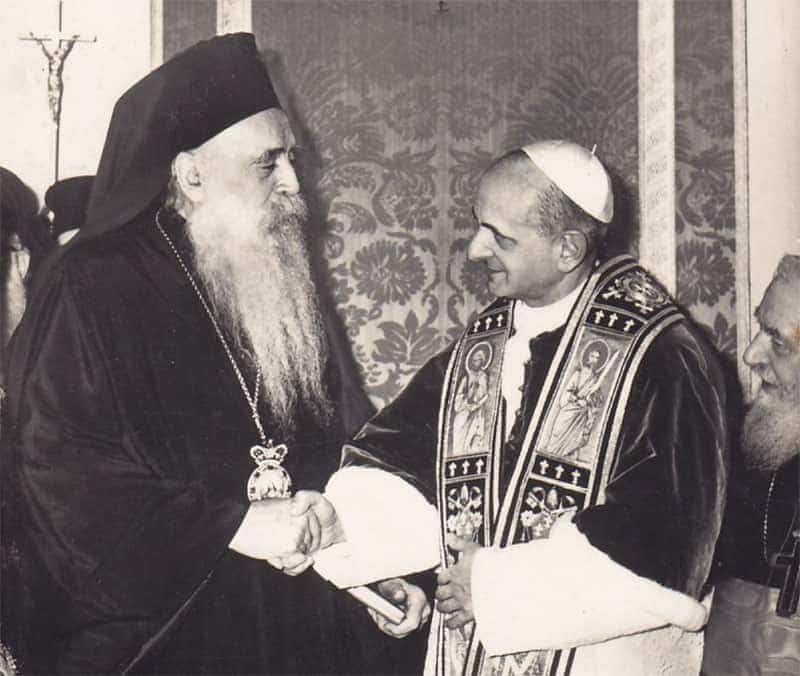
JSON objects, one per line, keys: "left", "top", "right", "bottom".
{"left": 175, "top": 179, "right": 332, "bottom": 433}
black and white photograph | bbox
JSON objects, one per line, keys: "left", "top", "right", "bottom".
{"left": 0, "top": 1, "right": 797, "bottom": 674}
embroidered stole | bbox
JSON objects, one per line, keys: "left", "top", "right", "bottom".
{"left": 426, "top": 256, "right": 682, "bottom": 676}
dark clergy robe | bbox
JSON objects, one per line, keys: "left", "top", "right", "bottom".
{"left": 1, "top": 210, "right": 419, "bottom": 674}
{"left": 718, "top": 454, "right": 799, "bottom": 588}
{"left": 343, "top": 317, "right": 729, "bottom": 599}
{"left": 702, "top": 454, "right": 800, "bottom": 674}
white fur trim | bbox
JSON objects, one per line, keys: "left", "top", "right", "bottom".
{"left": 313, "top": 466, "right": 440, "bottom": 588}
{"left": 471, "top": 517, "right": 707, "bottom": 656}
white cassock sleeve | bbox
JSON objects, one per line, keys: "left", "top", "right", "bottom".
{"left": 312, "top": 465, "right": 440, "bottom": 588}
{"left": 471, "top": 516, "right": 709, "bottom": 656}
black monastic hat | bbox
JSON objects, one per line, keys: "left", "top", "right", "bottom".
{"left": 44, "top": 175, "right": 94, "bottom": 237}
{"left": 83, "top": 33, "right": 280, "bottom": 240}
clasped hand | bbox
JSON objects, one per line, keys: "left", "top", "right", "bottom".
{"left": 229, "top": 490, "right": 343, "bottom": 575}
{"left": 434, "top": 534, "right": 481, "bottom": 629}
{"left": 370, "top": 533, "right": 481, "bottom": 639}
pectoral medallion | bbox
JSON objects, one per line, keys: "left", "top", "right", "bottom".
{"left": 247, "top": 441, "right": 292, "bottom": 501}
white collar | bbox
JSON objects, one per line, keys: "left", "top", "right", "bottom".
{"left": 512, "top": 282, "right": 584, "bottom": 338}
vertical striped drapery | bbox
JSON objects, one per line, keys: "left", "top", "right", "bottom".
{"left": 637, "top": 0, "right": 676, "bottom": 294}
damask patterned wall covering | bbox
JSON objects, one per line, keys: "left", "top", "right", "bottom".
{"left": 675, "top": 0, "right": 736, "bottom": 361}
{"left": 163, "top": 1, "right": 735, "bottom": 406}
{"left": 164, "top": 0, "right": 216, "bottom": 60}
{"left": 251, "top": 0, "right": 639, "bottom": 406}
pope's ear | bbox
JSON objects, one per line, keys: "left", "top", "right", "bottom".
{"left": 172, "top": 151, "right": 204, "bottom": 203}
{"left": 556, "top": 230, "right": 589, "bottom": 273}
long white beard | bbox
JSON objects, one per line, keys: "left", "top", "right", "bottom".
{"left": 742, "top": 392, "right": 800, "bottom": 473}
{"left": 186, "top": 191, "right": 332, "bottom": 434}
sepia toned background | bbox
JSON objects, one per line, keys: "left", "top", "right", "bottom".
{"left": 675, "top": 1, "right": 736, "bottom": 360}
{"left": 165, "top": 0, "right": 734, "bottom": 407}
{"left": 4, "top": 0, "right": 797, "bottom": 408}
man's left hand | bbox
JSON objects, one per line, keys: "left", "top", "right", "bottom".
{"left": 370, "top": 578, "right": 431, "bottom": 638}
{"left": 435, "top": 534, "right": 481, "bottom": 629}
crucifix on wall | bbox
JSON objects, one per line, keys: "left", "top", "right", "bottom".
{"left": 18, "top": 0, "right": 96, "bottom": 183}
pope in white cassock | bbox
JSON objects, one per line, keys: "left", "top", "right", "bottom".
{"left": 312, "top": 141, "right": 731, "bottom": 676}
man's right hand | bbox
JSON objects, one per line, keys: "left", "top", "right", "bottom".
{"left": 369, "top": 577, "right": 431, "bottom": 638}
{"left": 270, "top": 491, "right": 346, "bottom": 575}
{"left": 229, "top": 497, "right": 322, "bottom": 565}
{"left": 290, "top": 490, "right": 345, "bottom": 550}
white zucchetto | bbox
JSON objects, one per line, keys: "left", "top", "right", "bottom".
{"left": 521, "top": 140, "right": 614, "bottom": 224}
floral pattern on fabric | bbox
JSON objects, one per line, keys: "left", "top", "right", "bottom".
{"left": 164, "top": 1, "right": 735, "bottom": 405}
{"left": 252, "top": 1, "right": 639, "bottom": 406}
{"left": 676, "top": 0, "right": 736, "bottom": 361}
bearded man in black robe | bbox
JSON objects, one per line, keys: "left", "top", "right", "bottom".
{"left": 0, "top": 33, "right": 404, "bottom": 674}
{"left": 703, "top": 254, "right": 800, "bottom": 675}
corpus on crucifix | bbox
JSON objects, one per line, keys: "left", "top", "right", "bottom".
{"left": 18, "top": 0, "right": 96, "bottom": 182}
